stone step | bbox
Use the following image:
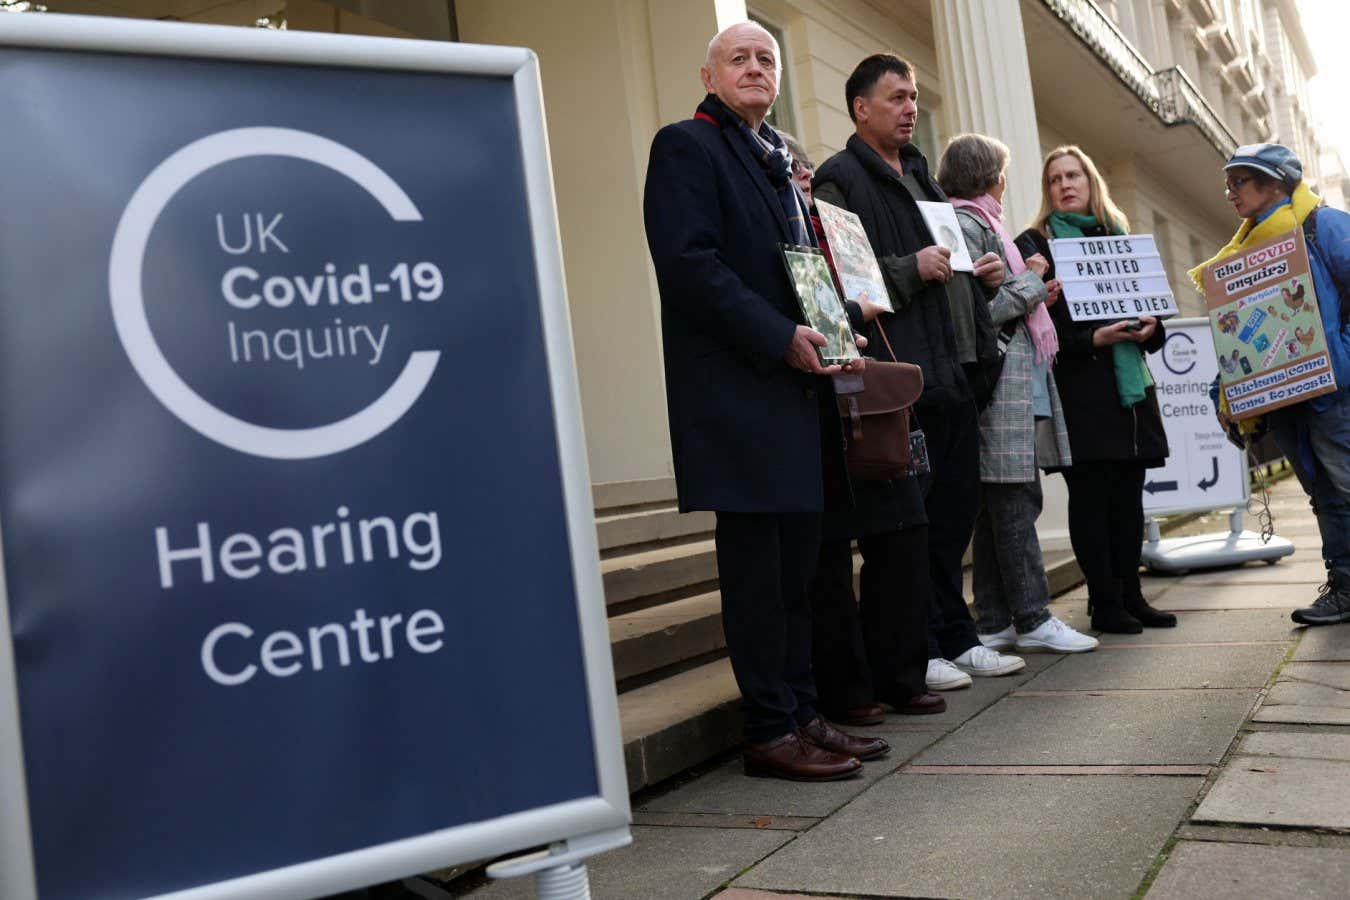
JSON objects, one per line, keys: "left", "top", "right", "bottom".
{"left": 619, "top": 657, "right": 741, "bottom": 792}
{"left": 596, "top": 505, "right": 714, "bottom": 553}
{"left": 600, "top": 538, "right": 718, "bottom": 609}
{"left": 613, "top": 549, "right": 1086, "bottom": 793}
{"left": 610, "top": 591, "right": 725, "bottom": 684}
{"left": 592, "top": 477, "right": 677, "bottom": 512}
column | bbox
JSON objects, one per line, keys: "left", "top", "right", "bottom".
{"left": 455, "top": 0, "right": 740, "bottom": 486}
{"left": 930, "top": 0, "right": 1043, "bottom": 229}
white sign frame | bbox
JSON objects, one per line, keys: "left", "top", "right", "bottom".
{"left": 1051, "top": 234, "right": 1180, "bottom": 322}
{"left": 0, "top": 13, "right": 630, "bottom": 900}
{"left": 1142, "top": 317, "right": 1250, "bottom": 518}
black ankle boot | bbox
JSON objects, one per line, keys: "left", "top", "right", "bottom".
{"left": 1122, "top": 572, "right": 1177, "bottom": 628}
{"left": 1088, "top": 578, "right": 1142, "bottom": 634}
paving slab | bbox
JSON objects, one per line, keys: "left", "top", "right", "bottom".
{"left": 1238, "top": 730, "right": 1350, "bottom": 761}
{"left": 636, "top": 731, "right": 940, "bottom": 818}
{"left": 715, "top": 890, "right": 851, "bottom": 899}
{"left": 1153, "top": 583, "right": 1307, "bottom": 611}
{"left": 865, "top": 654, "right": 1061, "bottom": 730}
{"left": 1176, "top": 822, "right": 1350, "bottom": 849}
{"left": 462, "top": 825, "right": 791, "bottom": 900}
{"left": 1193, "top": 755, "right": 1350, "bottom": 830}
{"left": 1254, "top": 663, "right": 1350, "bottom": 725}
{"left": 1057, "top": 583, "right": 1171, "bottom": 604}
{"left": 914, "top": 691, "right": 1257, "bottom": 765}
{"left": 1170, "top": 559, "right": 1327, "bottom": 587}
{"left": 736, "top": 774, "right": 1199, "bottom": 899}
{"left": 1280, "top": 661, "right": 1350, "bottom": 690}
{"left": 1019, "top": 644, "right": 1287, "bottom": 691}
{"left": 1145, "top": 841, "right": 1350, "bottom": 900}
{"left": 1293, "top": 625, "right": 1350, "bottom": 661}
{"left": 632, "top": 811, "right": 818, "bottom": 831}
{"left": 1254, "top": 704, "right": 1350, "bottom": 725}
{"left": 1097, "top": 609, "right": 1298, "bottom": 645}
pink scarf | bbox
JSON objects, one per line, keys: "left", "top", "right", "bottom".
{"left": 950, "top": 194, "right": 1059, "bottom": 364}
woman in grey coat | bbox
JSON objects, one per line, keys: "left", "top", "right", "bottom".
{"left": 937, "top": 134, "right": 1098, "bottom": 654}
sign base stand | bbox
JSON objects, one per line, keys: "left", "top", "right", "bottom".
{"left": 486, "top": 827, "right": 632, "bottom": 899}
{"left": 1142, "top": 509, "right": 1296, "bottom": 574}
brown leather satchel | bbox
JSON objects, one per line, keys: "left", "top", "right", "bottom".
{"left": 833, "top": 325, "right": 923, "bottom": 481}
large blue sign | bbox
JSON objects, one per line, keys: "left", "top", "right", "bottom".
{"left": 0, "top": 16, "right": 626, "bottom": 900}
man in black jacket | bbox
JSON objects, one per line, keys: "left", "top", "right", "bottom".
{"left": 643, "top": 22, "right": 885, "bottom": 781}
{"left": 813, "top": 54, "right": 1025, "bottom": 688}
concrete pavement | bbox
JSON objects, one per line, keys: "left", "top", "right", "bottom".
{"left": 461, "top": 474, "right": 1350, "bottom": 899}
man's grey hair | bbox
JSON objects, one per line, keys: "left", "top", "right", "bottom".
{"left": 704, "top": 21, "right": 781, "bottom": 74}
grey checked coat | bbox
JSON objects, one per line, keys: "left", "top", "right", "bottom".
{"left": 957, "top": 208, "right": 1072, "bottom": 482}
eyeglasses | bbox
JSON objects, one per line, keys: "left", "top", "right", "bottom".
{"left": 791, "top": 158, "right": 813, "bottom": 176}
{"left": 1224, "top": 175, "right": 1255, "bottom": 195}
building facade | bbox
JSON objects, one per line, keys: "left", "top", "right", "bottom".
{"left": 8, "top": 0, "right": 1339, "bottom": 533}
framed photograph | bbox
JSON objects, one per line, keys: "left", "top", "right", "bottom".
{"left": 780, "top": 244, "right": 861, "bottom": 365}
{"left": 814, "top": 199, "right": 893, "bottom": 313}
{"left": 915, "top": 201, "right": 975, "bottom": 272}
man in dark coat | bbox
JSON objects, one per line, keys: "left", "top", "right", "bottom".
{"left": 643, "top": 21, "right": 885, "bottom": 781}
{"left": 812, "top": 54, "right": 1027, "bottom": 689}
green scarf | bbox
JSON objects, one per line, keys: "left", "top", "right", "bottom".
{"left": 1047, "top": 211, "right": 1153, "bottom": 408}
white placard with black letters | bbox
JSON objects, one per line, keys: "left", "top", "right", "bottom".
{"left": 1052, "top": 234, "right": 1180, "bottom": 322}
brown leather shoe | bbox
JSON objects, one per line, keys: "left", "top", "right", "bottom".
{"left": 822, "top": 703, "right": 886, "bottom": 726}
{"left": 798, "top": 716, "right": 889, "bottom": 761}
{"left": 884, "top": 692, "right": 947, "bottom": 715}
{"left": 742, "top": 731, "right": 862, "bottom": 781}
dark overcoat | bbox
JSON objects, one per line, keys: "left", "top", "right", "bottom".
{"left": 1015, "top": 226, "right": 1169, "bottom": 468}
{"left": 644, "top": 98, "right": 840, "bottom": 513}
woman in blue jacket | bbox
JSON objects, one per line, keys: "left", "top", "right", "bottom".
{"left": 1193, "top": 143, "right": 1350, "bottom": 626}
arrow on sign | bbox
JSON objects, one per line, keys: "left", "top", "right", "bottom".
{"left": 1197, "top": 456, "right": 1219, "bottom": 491}
{"left": 1144, "top": 480, "right": 1178, "bottom": 494}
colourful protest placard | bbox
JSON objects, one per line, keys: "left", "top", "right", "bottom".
{"left": 1202, "top": 227, "right": 1336, "bottom": 419}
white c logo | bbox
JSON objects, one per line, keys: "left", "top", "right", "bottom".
{"left": 109, "top": 127, "right": 440, "bottom": 460}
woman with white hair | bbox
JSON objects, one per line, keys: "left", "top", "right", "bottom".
{"left": 937, "top": 134, "right": 1097, "bottom": 653}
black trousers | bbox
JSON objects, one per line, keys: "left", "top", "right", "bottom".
{"left": 714, "top": 511, "right": 821, "bottom": 743}
{"left": 1062, "top": 461, "right": 1147, "bottom": 600}
{"left": 811, "top": 527, "right": 931, "bottom": 713}
{"left": 920, "top": 400, "right": 983, "bottom": 660}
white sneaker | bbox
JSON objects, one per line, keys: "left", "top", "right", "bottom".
{"left": 952, "top": 644, "right": 1026, "bottom": 677}
{"left": 978, "top": 624, "right": 1017, "bottom": 650}
{"left": 1015, "top": 616, "right": 1100, "bottom": 654}
{"left": 926, "top": 657, "right": 973, "bottom": 691}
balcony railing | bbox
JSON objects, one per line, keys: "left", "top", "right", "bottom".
{"left": 1040, "top": 0, "right": 1161, "bottom": 114}
{"left": 1155, "top": 67, "right": 1239, "bottom": 156}
{"left": 1038, "top": 0, "right": 1239, "bottom": 158}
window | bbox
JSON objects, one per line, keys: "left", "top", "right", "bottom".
{"left": 749, "top": 12, "right": 799, "bottom": 138}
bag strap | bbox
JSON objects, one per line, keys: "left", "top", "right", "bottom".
{"left": 872, "top": 319, "right": 899, "bottom": 363}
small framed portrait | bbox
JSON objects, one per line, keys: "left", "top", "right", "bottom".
{"left": 915, "top": 201, "right": 975, "bottom": 271}
{"left": 780, "top": 244, "right": 861, "bottom": 365}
